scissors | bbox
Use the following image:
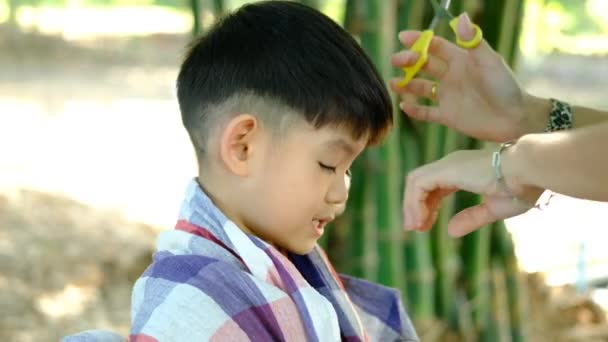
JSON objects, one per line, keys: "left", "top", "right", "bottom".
{"left": 397, "top": 0, "right": 483, "bottom": 87}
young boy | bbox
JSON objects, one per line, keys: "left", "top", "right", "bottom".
{"left": 129, "top": 1, "right": 418, "bottom": 341}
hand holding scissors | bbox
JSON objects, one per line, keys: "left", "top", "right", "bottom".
{"left": 397, "top": 0, "right": 483, "bottom": 87}
{"left": 390, "top": 4, "right": 530, "bottom": 143}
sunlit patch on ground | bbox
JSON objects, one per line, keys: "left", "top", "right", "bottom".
{"left": 37, "top": 283, "right": 99, "bottom": 318}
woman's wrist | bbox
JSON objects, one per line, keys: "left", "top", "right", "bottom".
{"left": 500, "top": 135, "right": 538, "bottom": 194}
{"left": 517, "top": 93, "right": 551, "bottom": 137}
{"left": 499, "top": 136, "right": 547, "bottom": 206}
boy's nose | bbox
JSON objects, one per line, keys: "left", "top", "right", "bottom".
{"left": 325, "top": 173, "right": 350, "bottom": 205}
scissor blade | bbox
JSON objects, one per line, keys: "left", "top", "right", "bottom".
{"left": 429, "top": 0, "right": 453, "bottom": 29}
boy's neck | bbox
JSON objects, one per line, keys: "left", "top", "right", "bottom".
{"left": 195, "top": 175, "right": 253, "bottom": 235}
{"left": 195, "top": 175, "right": 290, "bottom": 257}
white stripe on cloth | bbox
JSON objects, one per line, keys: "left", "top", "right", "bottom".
{"left": 298, "top": 287, "right": 341, "bottom": 341}
{"left": 222, "top": 220, "right": 275, "bottom": 282}
{"left": 139, "top": 283, "right": 237, "bottom": 341}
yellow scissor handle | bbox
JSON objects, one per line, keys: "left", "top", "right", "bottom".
{"left": 449, "top": 17, "right": 483, "bottom": 49}
{"left": 397, "top": 30, "right": 434, "bottom": 88}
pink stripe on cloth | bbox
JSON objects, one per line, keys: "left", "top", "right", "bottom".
{"left": 265, "top": 246, "right": 311, "bottom": 289}
{"left": 267, "top": 296, "right": 308, "bottom": 340}
{"left": 129, "top": 334, "right": 159, "bottom": 342}
{"left": 210, "top": 320, "right": 250, "bottom": 342}
{"left": 265, "top": 263, "right": 286, "bottom": 288}
{"left": 175, "top": 219, "right": 245, "bottom": 266}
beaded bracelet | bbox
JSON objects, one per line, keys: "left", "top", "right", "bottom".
{"left": 545, "top": 98, "right": 573, "bottom": 132}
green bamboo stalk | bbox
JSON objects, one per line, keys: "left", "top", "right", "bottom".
{"left": 326, "top": 160, "right": 376, "bottom": 280}
{"left": 359, "top": 0, "right": 404, "bottom": 290}
{"left": 484, "top": 259, "right": 512, "bottom": 342}
{"left": 299, "top": 0, "right": 319, "bottom": 9}
{"left": 458, "top": 2, "right": 519, "bottom": 339}
{"left": 456, "top": 138, "right": 491, "bottom": 339}
{"left": 459, "top": 211, "right": 491, "bottom": 338}
{"left": 431, "top": 127, "right": 461, "bottom": 323}
{"left": 483, "top": 1, "right": 527, "bottom": 340}
{"left": 507, "top": 0, "right": 525, "bottom": 66}
{"left": 343, "top": 0, "right": 363, "bottom": 33}
{"left": 476, "top": 0, "right": 505, "bottom": 50}
{"left": 191, "top": 0, "right": 202, "bottom": 37}
{"left": 397, "top": 0, "right": 436, "bottom": 324}
{"left": 492, "top": 221, "right": 527, "bottom": 342}
{"left": 213, "top": 0, "right": 225, "bottom": 16}
{"left": 428, "top": 0, "right": 469, "bottom": 328}
{"left": 497, "top": 0, "right": 519, "bottom": 58}
{"left": 343, "top": 158, "right": 372, "bottom": 278}
{"left": 401, "top": 124, "right": 436, "bottom": 322}
{"left": 361, "top": 160, "right": 379, "bottom": 282}
{"left": 7, "top": 0, "right": 18, "bottom": 29}
{"left": 343, "top": 0, "right": 381, "bottom": 283}
{"left": 340, "top": 0, "right": 365, "bottom": 278}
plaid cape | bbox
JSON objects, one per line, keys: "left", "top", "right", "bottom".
{"left": 128, "top": 180, "right": 418, "bottom": 341}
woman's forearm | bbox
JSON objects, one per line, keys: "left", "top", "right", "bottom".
{"left": 519, "top": 93, "right": 608, "bottom": 136}
{"left": 504, "top": 122, "right": 608, "bottom": 201}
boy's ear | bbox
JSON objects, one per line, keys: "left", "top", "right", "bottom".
{"left": 219, "top": 114, "right": 259, "bottom": 176}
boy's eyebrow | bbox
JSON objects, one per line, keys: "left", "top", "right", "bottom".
{"left": 325, "top": 138, "right": 356, "bottom": 155}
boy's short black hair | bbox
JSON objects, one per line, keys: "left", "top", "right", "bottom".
{"left": 177, "top": 0, "right": 392, "bottom": 158}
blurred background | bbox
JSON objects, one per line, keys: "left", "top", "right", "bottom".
{"left": 1, "top": 0, "right": 608, "bottom": 341}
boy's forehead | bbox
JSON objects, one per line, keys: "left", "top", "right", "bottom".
{"left": 323, "top": 136, "right": 356, "bottom": 154}
{"left": 279, "top": 118, "right": 368, "bottom": 154}
{"left": 313, "top": 127, "right": 367, "bottom": 155}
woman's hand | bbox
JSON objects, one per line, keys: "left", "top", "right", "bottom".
{"left": 390, "top": 13, "right": 545, "bottom": 142}
{"left": 403, "top": 148, "right": 544, "bottom": 237}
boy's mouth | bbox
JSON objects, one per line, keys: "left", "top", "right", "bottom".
{"left": 312, "top": 217, "right": 333, "bottom": 236}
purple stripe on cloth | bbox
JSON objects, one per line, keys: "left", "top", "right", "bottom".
{"left": 254, "top": 242, "right": 318, "bottom": 342}
{"left": 289, "top": 252, "right": 360, "bottom": 339}
{"left": 131, "top": 277, "right": 179, "bottom": 334}
{"left": 179, "top": 260, "right": 284, "bottom": 328}
{"left": 340, "top": 275, "right": 403, "bottom": 334}
{"left": 231, "top": 304, "right": 286, "bottom": 341}
{"left": 146, "top": 254, "right": 217, "bottom": 282}
{"left": 141, "top": 251, "right": 173, "bottom": 277}
{"left": 288, "top": 289, "right": 319, "bottom": 342}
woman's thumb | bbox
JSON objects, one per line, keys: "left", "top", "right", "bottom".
{"left": 456, "top": 13, "right": 475, "bottom": 42}
{"left": 455, "top": 12, "right": 496, "bottom": 60}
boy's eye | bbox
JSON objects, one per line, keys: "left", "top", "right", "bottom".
{"left": 319, "top": 162, "right": 336, "bottom": 173}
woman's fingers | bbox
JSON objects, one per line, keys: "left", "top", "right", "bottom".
{"left": 397, "top": 17, "right": 497, "bottom": 68}
{"left": 391, "top": 50, "right": 448, "bottom": 80}
{"left": 398, "top": 102, "right": 444, "bottom": 125}
{"left": 390, "top": 78, "right": 436, "bottom": 99}
{"left": 416, "top": 188, "right": 458, "bottom": 232}
{"left": 447, "top": 203, "right": 496, "bottom": 237}
{"left": 398, "top": 30, "right": 463, "bottom": 62}
{"left": 446, "top": 195, "right": 534, "bottom": 237}
{"left": 403, "top": 164, "right": 458, "bottom": 231}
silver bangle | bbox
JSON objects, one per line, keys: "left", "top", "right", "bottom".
{"left": 492, "top": 142, "right": 519, "bottom": 202}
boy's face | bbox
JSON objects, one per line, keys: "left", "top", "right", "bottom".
{"left": 242, "top": 121, "right": 366, "bottom": 255}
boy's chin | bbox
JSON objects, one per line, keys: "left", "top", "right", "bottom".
{"left": 278, "top": 241, "right": 317, "bottom": 256}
